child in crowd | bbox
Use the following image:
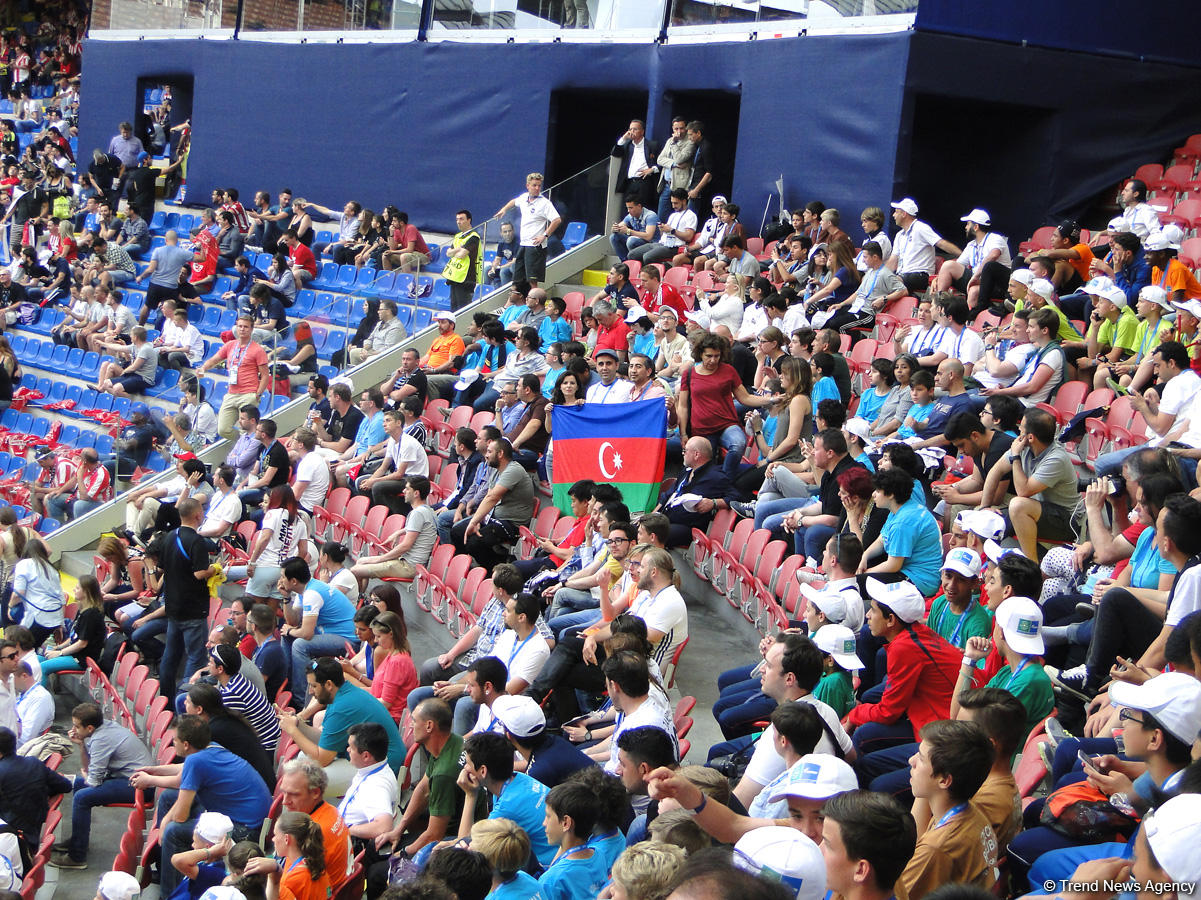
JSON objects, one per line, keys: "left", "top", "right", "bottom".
{"left": 898, "top": 369, "right": 936, "bottom": 440}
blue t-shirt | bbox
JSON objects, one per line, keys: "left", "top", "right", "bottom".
{"left": 499, "top": 305, "right": 525, "bottom": 327}
{"left": 319, "top": 681, "right": 406, "bottom": 772}
{"left": 542, "top": 367, "right": 565, "bottom": 399}
{"left": 588, "top": 830, "right": 626, "bottom": 874}
{"left": 631, "top": 331, "right": 657, "bottom": 358}
{"left": 920, "top": 391, "right": 976, "bottom": 440}
{"left": 856, "top": 386, "right": 889, "bottom": 425}
{"left": 492, "top": 772, "right": 555, "bottom": 868}
{"left": 487, "top": 871, "right": 541, "bottom": 900}
{"left": 812, "top": 376, "right": 840, "bottom": 405}
{"left": 1128, "top": 526, "right": 1177, "bottom": 590}
{"left": 149, "top": 243, "right": 196, "bottom": 288}
{"left": 525, "top": 735, "right": 595, "bottom": 789}
{"left": 537, "top": 848, "right": 610, "bottom": 900}
{"left": 898, "top": 400, "right": 935, "bottom": 440}
{"left": 253, "top": 637, "right": 289, "bottom": 700}
{"left": 854, "top": 451, "right": 875, "bottom": 472}
{"left": 179, "top": 745, "right": 273, "bottom": 826}
{"left": 355, "top": 410, "right": 387, "bottom": 455}
{"left": 539, "top": 316, "right": 573, "bottom": 348}
{"left": 166, "top": 861, "right": 225, "bottom": 900}
{"left": 881, "top": 495, "right": 944, "bottom": 595}
{"left": 300, "top": 580, "right": 357, "bottom": 640}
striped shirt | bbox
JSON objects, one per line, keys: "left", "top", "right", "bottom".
{"left": 219, "top": 674, "right": 280, "bottom": 751}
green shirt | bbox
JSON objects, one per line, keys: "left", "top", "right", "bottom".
{"left": 813, "top": 670, "right": 856, "bottom": 718}
{"left": 1015, "top": 298, "right": 1081, "bottom": 342}
{"left": 425, "top": 732, "right": 465, "bottom": 819}
{"left": 1097, "top": 308, "right": 1139, "bottom": 354}
{"left": 986, "top": 659, "right": 1055, "bottom": 736}
{"left": 1131, "top": 317, "right": 1171, "bottom": 363}
{"left": 926, "top": 596, "right": 993, "bottom": 649}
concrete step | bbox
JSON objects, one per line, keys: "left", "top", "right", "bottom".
{"left": 59, "top": 549, "right": 97, "bottom": 579}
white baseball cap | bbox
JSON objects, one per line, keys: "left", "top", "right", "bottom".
{"left": 984, "top": 539, "right": 1024, "bottom": 565}
{"left": 960, "top": 208, "right": 991, "bottom": 226}
{"left": 624, "top": 305, "right": 649, "bottom": 323}
{"left": 733, "top": 827, "right": 827, "bottom": 900}
{"left": 955, "top": 509, "right": 1006, "bottom": 543}
{"left": 1143, "top": 232, "right": 1173, "bottom": 252}
{"left": 1109, "top": 672, "right": 1201, "bottom": 746}
{"left": 1173, "top": 297, "right": 1201, "bottom": 319}
{"left": 199, "top": 889, "right": 248, "bottom": 900}
{"left": 994, "top": 596, "right": 1044, "bottom": 656}
{"left": 1138, "top": 285, "right": 1173, "bottom": 311}
{"left": 1107, "top": 215, "right": 1127, "bottom": 232}
{"left": 890, "top": 198, "right": 919, "bottom": 217}
{"left": 434, "top": 310, "right": 457, "bottom": 323}
{"left": 770, "top": 754, "right": 859, "bottom": 803}
{"left": 813, "top": 624, "right": 864, "bottom": 671}
{"left": 1083, "top": 275, "right": 1117, "bottom": 297}
{"left": 453, "top": 367, "right": 480, "bottom": 391}
{"left": 490, "top": 694, "right": 546, "bottom": 739}
{"left": 800, "top": 583, "right": 847, "bottom": 625}
{"left": 843, "top": 416, "right": 875, "bottom": 450}
{"left": 98, "top": 872, "right": 142, "bottom": 900}
{"left": 1161, "top": 223, "right": 1185, "bottom": 251}
{"left": 864, "top": 577, "right": 925, "bottom": 623}
{"left": 1009, "top": 268, "right": 1033, "bottom": 287}
{"left": 942, "top": 547, "right": 983, "bottom": 579}
{"left": 195, "top": 811, "right": 234, "bottom": 844}
{"left": 1144, "top": 794, "right": 1201, "bottom": 885}
{"left": 1029, "top": 277, "right": 1055, "bottom": 301}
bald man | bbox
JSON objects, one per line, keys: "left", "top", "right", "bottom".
{"left": 907, "top": 359, "right": 975, "bottom": 451}
{"left": 654, "top": 437, "right": 740, "bottom": 546}
{"left": 514, "top": 286, "right": 548, "bottom": 328}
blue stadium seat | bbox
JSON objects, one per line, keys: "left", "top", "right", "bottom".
{"left": 34, "top": 378, "right": 52, "bottom": 399}
{"left": 81, "top": 352, "right": 101, "bottom": 380}
{"left": 562, "top": 221, "right": 587, "bottom": 249}
{"left": 363, "top": 271, "right": 395, "bottom": 297}
{"left": 147, "top": 368, "right": 181, "bottom": 400}
{"left": 50, "top": 346, "right": 69, "bottom": 370}
{"left": 198, "top": 307, "right": 223, "bottom": 336}
{"left": 313, "top": 262, "right": 339, "bottom": 288}
{"left": 165, "top": 212, "right": 180, "bottom": 232}
{"left": 295, "top": 290, "right": 317, "bottom": 314}
{"left": 75, "top": 431, "right": 96, "bottom": 451}
{"left": 217, "top": 310, "right": 236, "bottom": 334}
{"left": 9, "top": 335, "right": 26, "bottom": 356}
{"left": 19, "top": 373, "right": 36, "bottom": 391}
{"left": 147, "top": 454, "right": 169, "bottom": 472}
{"left": 393, "top": 306, "right": 412, "bottom": 332}
{"left": 322, "top": 332, "right": 346, "bottom": 359}
{"left": 335, "top": 266, "right": 357, "bottom": 290}
{"left": 430, "top": 281, "right": 451, "bottom": 306}
{"left": 316, "top": 231, "right": 334, "bottom": 246}
{"left": 412, "top": 308, "right": 433, "bottom": 332}
{"left": 389, "top": 274, "right": 415, "bottom": 299}
{"left": 14, "top": 413, "right": 33, "bottom": 434}
{"left": 311, "top": 327, "right": 328, "bottom": 351}
{"left": 0, "top": 410, "right": 17, "bottom": 431}
{"left": 29, "top": 417, "right": 50, "bottom": 438}
{"left": 58, "top": 424, "right": 79, "bottom": 445}
{"left": 95, "top": 434, "right": 114, "bottom": 456}
{"left": 329, "top": 297, "right": 352, "bottom": 323}
{"left": 150, "top": 211, "right": 167, "bottom": 234}
{"left": 62, "top": 384, "right": 83, "bottom": 411}
{"left": 69, "top": 391, "right": 96, "bottom": 418}
{"left": 112, "top": 397, "right": 132, "bottom": 420}
{"left": 179, "top": 214, "right": 196, "bottom": 233}
{"left": 353, "top": 268, "right": 375, "bottom": 291}
{"left": 89, "top": 393, "right": 113, "bottom": 414}
{"left": 34, "top": 342, "right": 54, "bottom": 368}
{"left": 37, "top": 519, "right": 60, "bottom": 535}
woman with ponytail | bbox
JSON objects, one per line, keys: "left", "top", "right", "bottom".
{"left": 245, "top": 810, "right": 329, "bottom": 900}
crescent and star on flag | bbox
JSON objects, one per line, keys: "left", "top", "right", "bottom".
{"left": 598, "top": 441, "right": 623, "bottom": 479}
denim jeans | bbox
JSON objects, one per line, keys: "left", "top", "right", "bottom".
{"left": 755, "top": 497, "right": 810, "bottom": 532}
{"left": 547, "top": 587, "right": 597, "bottom": 620}
{"left": 708, "top": 425, "right": 747, "bottom": 478}
{"left": 546, "top": 608, "right": 601, "bottom": 640}
{"left": 435, "top": 507, "right": 458, "bottom": 544}
{"left": 406, "top": 684, "right": 478, "bottom": 734}
{"left": 68, "top": 775, "right": 140, "bottom": 861}
{"left": 160, "top": 617, "right": 208, "bottom": 700}
{"left": 850, "top": 718, "right": 914, "bottom": 756}
{"left": 288, "top": 632, "right": 358, "bottom": 706}
{"left": 793, "top": 523, "right": 836, "bottom": 562}
{"left": 610, "top": 233, "right": 650, "bottom": 262}
{"left": 131, "top": 616, "right": 167, "bottom": 661}
{"left": 1095, "top": 442, "right": 1198, "bottom": 488}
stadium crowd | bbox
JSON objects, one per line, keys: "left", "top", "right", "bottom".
{"left": 1, "top": 52, "right": 1201, "bottom": 900}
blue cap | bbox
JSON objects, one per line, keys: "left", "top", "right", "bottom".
{"left": 136, "top": 151, "right": 149, "bottom": 163}
{"left": 130, "top": 402, "right": 151, "bottom": 418}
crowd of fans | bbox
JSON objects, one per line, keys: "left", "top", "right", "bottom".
{"left": 2, "top": 73, "right": 1201, "bottom": 900}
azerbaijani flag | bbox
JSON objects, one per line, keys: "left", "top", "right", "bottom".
{"left": 551, "top": 398, "right": 667, "bottom": 514}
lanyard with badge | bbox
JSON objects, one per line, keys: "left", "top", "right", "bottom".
{"left": 338, "top": 761, "right": 389, "bottom": 820}
{"left": 228, "top": 341, "right": 250, "bottom": 387}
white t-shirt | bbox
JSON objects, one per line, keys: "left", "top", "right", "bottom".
{"left": 294, "top": 452, "right": 331, "bottom": 511}
{"left": 660, "top": 208, "right": 699, "bottom": 249}
{"left": 893, "top": 219, "right": 942, "bottom": 275}
{"left": 937, "top": 326, "right": 985, "bottom": 369}
{"left": 15, "top": 683, "right": 54, "bottom": 743}
{"left": 387, "top": 432, "right": 429, "bottom": 478}
{"left": 261, "top": 508, "right": 307, "bottom": 566}
{"left": 627, "top": 585, "right": 688, "bottom": 666}
{"left": 1014, "top": 343, "right": 1065, "bottom": 406}
{"left": 201, "top": 490, "right": 243, "bottom": 536}
{"left": 956, "top": 233, "right": 1012, "bottom": 272}
{"left": 472, "top": 701, "right": 508, "bottom": 736}
{"left": 744, "top": 695, "right": 853, "bottom": 789}
{"left": 513, "top": 193, "right": 559, "bottom": 246}
{"left": 487, "top": 629, "right": 551, "bottom": 688}
{"left": 336, "top": 762, "right": 398, "bottom": 827}
{"left": 162, "top": 320, "right": 205, "bottom": 364}
{"left": 974, "top": 343, "right": 1035, "bottom": 390}
{"left": 0, "top": 828, "right": 20, "bottom": 890}
{"left": 327, "top": 567, "right": 359, "bottom": 605}
{"left": 1149, "top": 370, "right": 1201, "bottom": 440}
{"left": 585, "top": 379, "right": 632, "bottom": 404}
{"left": 1167, "top": 562, "right": 1201, "bottom": 627}
{"left": 605, "top": 696, "right": 678, "bottom": 775}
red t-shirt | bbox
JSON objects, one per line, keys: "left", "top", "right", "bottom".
{"left": 681, "top": 363, "right": 742, "bottom": 434}
{"left": 189, "top": 230, "right": 219, "bottom": 282}
{"left": 217, "top": 339, "right": 269, "bottom": 395}
{"left": 641, "top": 283, "right": 687, "bottom": 319}
{"left": 401, "top": 223, "right": 430, "bottom": 256}
{"left": 289, "top": 241, "right": 318, "bottom": 277}
{"left": 594, "top": 320, "right": 630, "bottom": 358}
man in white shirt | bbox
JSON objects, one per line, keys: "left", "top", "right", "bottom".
{"left": 931, "top": 295, "right": 985, "bottom": 376}
{"left": 597, "top": 650, "right": 677, "bottom": 774}
{"left": 581, "top": 547, "right": 688, "bottom": 670}
{"left": 486, "top": 593, "right": 550, "bottom": 695}
{"left": 337, "top": 722, "right": 399, "bottom": 843}
{"left": 974, "top": 308, "right": 1035, "bottom": 391}
{"left": 359, "top": 409, "right": 428, "bottom": 515}
{"left": 611, "top": 119, "right": 658, "bottom": 208}
{"left": 1095, "top": 340, "right": 1201, "bottom": 479}
{"left": 1118, "top": 178, "right": 1162, "bottom": 240}
{"left": 886, "top": 197, "right": 961, "bottom": 295}
{"left": 0, "top": 642, "right": 20, "bottom": 733}
{"left": 198, "top": 465, "right": 243, "bottom": 545}
{"left": 584, "top": 349, "right": 632, "bottom": 403}
{"left": 13, "top": 662, "right": 52, "bottom": 743}
{"left": 290, "top": 428, "right": 331, "bottom": 515}
{"left": 493, "top": 173, "right": 561, "bottom": 288}
{"left": 464, "top": 656, "right": 509, "bottom": 736}
{"left": 934, "top": 208, "right": 1013, "bottom": 312}
{"left": 628, "top": 189, "right": 698, "bottom": 266}
{"left": 157, "top": 305, "right": 205, "bottom": 371}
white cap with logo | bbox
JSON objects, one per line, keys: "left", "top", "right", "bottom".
{"left": 813, "top": 624, "right": 864, "bottom": 671}
{"left": 800, "top": 583, "right": 847, "bottom": 626}
{"left": 994, "top": 596, "right": 1044, "bottom": 656}
{"left": 1143, "top": 793, "right": 1201, "bottom": 885}
{"left": 942, "top": 547, "right": 983, "bottom": 579}
{"left": 890, "top": 198, "right": 919, "bottom": 216}
{"left": 1109, "top": 672, "right": 1201, "bottom": 746}
{"left": 864, "top": 577, "right": 925, "bottom": 623}
{"left": 955, "top": 509, "right": 1006, "bottom": 543}
{"left": 960, "top": 208, "right": 991, "bottom": 226}
{"left": 733, "top": 827, "right": 828, "bottom": 900}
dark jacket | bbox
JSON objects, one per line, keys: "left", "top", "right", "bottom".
{"left": 611, "top": 137, "right": 661, "bottom": 198}
{"left": 660, "top": 460, "right": 739, "bottom": 532}
{"left": 0, "top": 754, "right": 72, "bottom": 843}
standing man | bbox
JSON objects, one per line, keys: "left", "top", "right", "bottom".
{"left": 653, "top": 117, "right": 695, "bottom": 223}
{"left": 610, "top": 119, "right": 659, "bottom": 208}
{"left": 197, "top": 315, "right": 270, "bottom": 440}
{"left": 886, "top": 198, "right": 961, "bottom": 295}
{"left": 158, "top": 498, "right": 217, "bottom": 702}
{"left": 106, "top": 121, "right": 143, "bottom": 198}
{"left": 124, "top": 152, "right": 157, "bottom": 224}
{"left": 445, "top": 209, "right": 483, "bottom": 311}
{"left": 684, "top": 120, "right": 713, "bottom": 213}
{"left": 133, "top": 230, "right": 191, "bottom": 325}
{"left": 494, "top": 173, "right": 561, "bottom": 288}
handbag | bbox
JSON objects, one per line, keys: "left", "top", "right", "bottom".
{"left": 1039, "top": 780, "right": 1139, "bottom": 843}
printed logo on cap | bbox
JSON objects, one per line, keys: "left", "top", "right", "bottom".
{"left": 842, "top": 639, "right": 856, "bottom": 654}
{"left": 1016, "top": 617, "right": 1039, "bottom": 636}
{"left": 797, "top": 761, "right": 823, "bottom": 784}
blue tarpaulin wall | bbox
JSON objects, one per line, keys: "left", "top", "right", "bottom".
{"left": 78, "top": 34, "right": 911, "bottom": 238}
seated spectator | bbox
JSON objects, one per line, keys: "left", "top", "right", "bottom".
{"left": 182, "top": 683, "right": 276, "bottom": 790}
{"left": 277, "top": 557, "right": 358, "bottom": 707}
{"left": 246, "top": 810, "right": 332, "bottom": 900}
{"left": 216, "top": 210, "right": 243, "bottom": 267}
{"left": 490, "top": 694, "right": 594, "bottom": 789}
{"left": 120, "top": 209, "right": 152, "bottom": 257}
{"left": 48, "top": 704, "right": 151, "bottom": 868}
{"left": 350, "top": 299, "right": 407, "bottom": 366}
{"left": 451, "top": 437, "right": 534, "bottom": 570}
{"left": 84, "top": 236, "right": 136, "bottom": 290}
{"left": 357, "top": 408, "right": 428, "bottom": 516}
{"left": 166, "top": 811, "right": 235, "bottom": 900}
{"left": 283, "top": 227, "right": 318, "bottom": 285}
{"left": 537, "top": 782, "right": 610, "bottom": 900}
{"left": 226, "top": 484, "right": 308, "bottom": 604}
{"left": 39, "top": 574, "right": 105, "bottom": 684}
{"left": 336, "top": 722, "right": 399, "bottom": 859}
{"left": 207, "top": 644, "right": 280, "bottom": 751}
{"left": 277, "top": 658, "right": 405, "bottom": 799}
{"left": 860, "top": 467, "right": 943, "bottom": 594}
{"left": 367, "top": 611, "right": 417, "bottom": 722}
{"left": 308, "top": 199, "right": 363, "bottom": 265}
{"left": 655, "top": 437, "right": 739, "bottom": 548}
{"left": 926, "top": 548, "right": 992, "bottom": 649}
{"left": 981, "top": 306, "right": 1065, "bottom": 406}
{"left": 497, "top": 374, "right": 549, "bottom": 470}
{"left": 274, "top": 758, "right": 352, "bottom": 891}
{"left": 900, "top": 720, "right": 999, "bottom": 899}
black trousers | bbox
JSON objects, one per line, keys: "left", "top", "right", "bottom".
{"left": 1084, "top": 586, "right": 1164, "bottom": 689}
